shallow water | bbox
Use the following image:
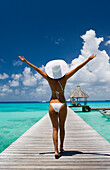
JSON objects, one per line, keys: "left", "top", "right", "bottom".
{"left": 70, "top": 101, "right": 110, "bottom": 143}
{"left": 0, "top": 101, "right": 110, "bottom": 153}
{"left": 0, "top": 102, "right": 49, "bottom": 153}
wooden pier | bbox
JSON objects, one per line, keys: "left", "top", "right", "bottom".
{"left": 68, "top": 105, "right": 91, "bottom": 112}
{"left": 69, "top": 105, "right": 110, "bottom": 111}
{"left": 91, "top": 108, "right": 110, "bottom": 110}
{"left": 0, "top": 107, "right": 110, "bottom": 169}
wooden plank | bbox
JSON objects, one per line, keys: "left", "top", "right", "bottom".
{"left": 91, "top": 108, "right": 110, "bottom": 110}
{"left": 0, "top": 107, "right": 110, "bottom": 169}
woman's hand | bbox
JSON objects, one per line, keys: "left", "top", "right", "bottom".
{"left": 18, "top": 56, "right": 49, "bottom": 80}
{"left": 18, "top": 56, "right": 27, "bottom": 62}
{"left": 88, "top": 54, "right": 96, "bottom": 61}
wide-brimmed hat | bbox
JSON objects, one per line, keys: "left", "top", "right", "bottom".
{"left": 45, "top": 60, "right": 68, "bottom": 79}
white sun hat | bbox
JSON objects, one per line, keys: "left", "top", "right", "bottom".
{"left": 45, "top": 60, "right": 69, "bottom": 79}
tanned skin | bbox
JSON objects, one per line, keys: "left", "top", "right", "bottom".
{"left": 19, "top": 54, "right": 96, "bottom": 158}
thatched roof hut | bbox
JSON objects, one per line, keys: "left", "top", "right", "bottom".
{"left": 69, "top": 86, "right": 89, "bottom": 105}
{"left": 69, "top": 86, "right": 89, "bottom": 98}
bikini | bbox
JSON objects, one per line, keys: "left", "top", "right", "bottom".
{"left": 50, "top": 80, "right": 65, "bottom": 113}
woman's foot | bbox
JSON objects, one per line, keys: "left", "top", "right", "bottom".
{"left": 55, "top": 152, "right": 60, "bottom": 159}
{"left": 60, "top": 147, "right": 64, "bottom": 153}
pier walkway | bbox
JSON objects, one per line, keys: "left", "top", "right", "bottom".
{"left": 91, "top": 108, "right": 110, "bottom": 110}
{"left": 0, "top": 107, "right": 110, "bottom": 169}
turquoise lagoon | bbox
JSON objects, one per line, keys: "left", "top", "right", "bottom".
{"left": 0, "top": 102, "right": 49, "bottom": 153}
{"left": 70, "top": 101, "right": 110, "bottom": 143}
{"left": 0, "top": 101, "right": 110, "bottom": 153}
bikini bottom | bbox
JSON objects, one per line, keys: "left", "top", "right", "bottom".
{"left": 50, "top": 103, "right": 65, "bottom": 113}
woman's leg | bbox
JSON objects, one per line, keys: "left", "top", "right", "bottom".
{"left": 59, "top": 105, "right": 67, "bottom": 152}
{"left": 49, "top": 104, "right": 59, "bottom": 156}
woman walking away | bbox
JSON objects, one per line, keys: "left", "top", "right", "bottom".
{"left": 19, "top": 54, "right": 96, "bottom": 158}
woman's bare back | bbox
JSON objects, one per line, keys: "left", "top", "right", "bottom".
{"left": 47, "top": 76, "right": 67, "bottom": 104}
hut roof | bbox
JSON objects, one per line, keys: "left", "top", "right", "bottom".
{"left": 69, "top": 86, "right": 89, "bottom": 98}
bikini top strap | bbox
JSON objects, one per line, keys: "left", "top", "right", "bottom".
{"left": 58, "top": 80, "right": 63, "bottom": 91}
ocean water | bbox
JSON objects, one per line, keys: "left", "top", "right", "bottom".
{"left": 0, "top": 102, "right": 49, "bottom": 153}
{"left": 70, "top": 101, "right": 110, "bottom": 143}
{"left": 0, "top": 101, "right": 110, "bottom": 154}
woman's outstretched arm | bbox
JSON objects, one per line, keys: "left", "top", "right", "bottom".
{"left": 65, "top": 54, "right": 96, "bottom": 80}
{"left": 19, "top": 56, "right": 48, "bottom": 80}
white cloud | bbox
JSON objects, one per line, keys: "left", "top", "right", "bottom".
{"left": 1, "top": 30, "right": 110, "bottom": 101}
{"left": 9, "top": 80, "right": 19, "bottom": 87}
{"left": 0, "top": 73, "right": 9, "bottom": 79}
{"left": 14, "top": 89, "right": 26, "bottom": 96}
{"left": 39, "top": 79, "right": 48, "bottom": 86}
{"left": 54, "top": 38, "right": 64, "bottom": 45}
{"left": 11, "top": 73, "right": 22, "bottom": 80}
{"left": 105, "top": 40, "right": 110, "bottom": 46}
{"left": 80, "top": 30, "right": 104, "bottom": 55}
{"left": 13, "top": 60, "right": 23, "bottom": 66}
{"left": 9, "top": 73, "right": 22, "bottom": 87}
{"left": 65, "top": 29, "right": 110, "bottom": 100}
{"left": 0, "top": 93, "right": 6, "bottom": 96}
{"left": 22, "top": 67, "right": 37, "bottom": 86}
{"left": 23, "top": 30, "right": 110, "bottom": 101}
{"left": 0, "top": 85, "right": 13, "bottom": 94}
{"left": 28, "top": 78, "right": 50, "bottom": 101}
{"left": 21, "top": 90, "right": 25, "bottom": 95}
{"left": 15, "top": 89, "right": 20, "bottom": 95}
{"left": 0, "top": 85, "right": 13, "bottom": 97}
{"left": 35, "top": 73, "right": 42, "bottom": 80}
{"left": 35, "top": 84, "right": 50, "bottom": 101}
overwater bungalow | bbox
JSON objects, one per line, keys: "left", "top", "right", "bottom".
{"left": 69, "top": 86, "right": 91, "bottom": 111}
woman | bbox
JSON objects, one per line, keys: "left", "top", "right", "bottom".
{"left": 19, "top": 54, "right": 96, "bottom": 158}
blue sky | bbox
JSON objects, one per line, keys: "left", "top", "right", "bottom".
{"left": 0, "top": 0, "right": 110, "bottom": 101}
